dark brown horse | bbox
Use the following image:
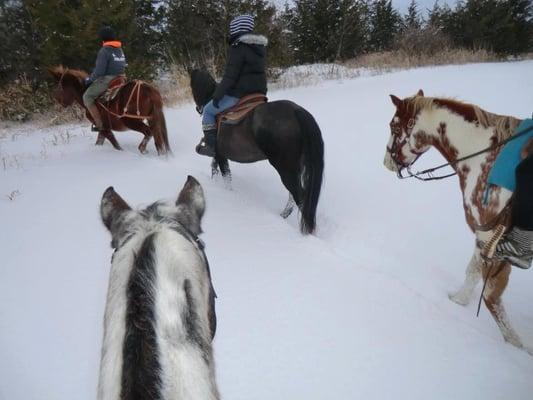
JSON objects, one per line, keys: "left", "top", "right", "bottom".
{"left": 190, "top": 69, "right": 324, "bottom": 234}
{"left": 49, "top": 66, "right": 171, "bottom": 155}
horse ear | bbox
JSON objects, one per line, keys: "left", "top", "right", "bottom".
{"left": 177, "top": 176, "right": 205, "bottom": 219}
{"left": 100, "top": 187, "right": 131, "bottom": 232}
{"left": 417, "top": 89, "right": 424, "bottom": 96}
{"left": 390, "top": 95, "right": 402, "bottom": 107}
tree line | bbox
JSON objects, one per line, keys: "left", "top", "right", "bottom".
{"left": 1, "top": 0, "right": 532, "bottom": 86}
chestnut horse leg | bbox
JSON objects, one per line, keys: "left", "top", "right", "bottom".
{"left": 124, "top": 119, "right": 151, "bottom": 154}
{"left": 482, "top": 261, "right": 524, "bottom": 348}
{"left": 95, "top": 132, "right": 106, "bottom": 146}
{"left": 449, "top": 246, "right": 482, "bottom": 306}
{"left": 101, "top": 130, "right": 122, "bottom": 151}
{"left": 138, "top": 135, "right": 152, "bottom": 154}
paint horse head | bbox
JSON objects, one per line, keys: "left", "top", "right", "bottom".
{"left": 382, "top": 91, "right": 533, "bottom": 354}
{"left": 99, "top": 176, "right": 219, "bottom": 400}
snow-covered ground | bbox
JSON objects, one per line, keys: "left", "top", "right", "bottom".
{"left": 2, "top": 61, "right": 533, "bottom": 400}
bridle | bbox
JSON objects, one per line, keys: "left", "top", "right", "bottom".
{"left": 387, "top": 114, "right": 533, "bottom": 182}
{"left": 386, "top": 116, "right": 431, "bottom": 180}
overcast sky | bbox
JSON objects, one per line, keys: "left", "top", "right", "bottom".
{"left": 393, "top": 0, "right": 456, "bottom": 13}
{"left": 272, "top": 0, "right": 458, "bottom": 14}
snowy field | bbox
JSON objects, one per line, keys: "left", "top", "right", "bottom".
{"left": 1, "top": 61, "right": 533, "bottom": 400}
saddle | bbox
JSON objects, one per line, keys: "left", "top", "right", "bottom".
{"left": 216, "top": 93, "right": 267, "bottom": 129}
{"left": 98, "top": 75, "right": 127, "bottom": 102}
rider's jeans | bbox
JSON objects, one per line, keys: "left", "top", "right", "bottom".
{"left": 202, "top": 95, "right": 239, "bottom": 129}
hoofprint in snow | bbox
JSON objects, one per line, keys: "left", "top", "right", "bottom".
{"left": 1, "top": 61, "right": 533, "bottom": 400}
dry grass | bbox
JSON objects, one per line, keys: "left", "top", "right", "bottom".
{"left": 157, "top": 64, "right": 193, "bottom": 107}
{"left": 0, "top": 74, "right": 86, "bottom": 124}
{"left": 43, "top": 104, "right": 86, "bottom": 126}
{"left": 0, "top": 75, "right": 54, "bottom": 122}
{"left": 346, "top": 48, "right": 498, "bottom": 72}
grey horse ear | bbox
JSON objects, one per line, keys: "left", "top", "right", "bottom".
{"left": 390, "top": 94, "right": 402, "bottom": 107}
{"left": 100, "top": 187, "right": 131, "bottom": 231}
{"left": 417, "top": 89, "right": 424, "bottom": 96}
{"left": 177, "top": 176, "right": 206, "bottom": 219}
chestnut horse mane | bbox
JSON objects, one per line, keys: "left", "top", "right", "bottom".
{"left": 49, "top": 65, "right": 88, "bottom": 83}
{"left": 408, "top": 95, "right": 521, "bottom": 142}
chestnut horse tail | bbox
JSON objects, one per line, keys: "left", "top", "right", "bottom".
{"left": 295, "top": 108, "right": 324, "bottom": 234}
{"left": 149, "top": 91, "right": 171, "bottom": 155}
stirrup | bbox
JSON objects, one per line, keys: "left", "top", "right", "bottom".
{"left": 91, "top": 124, "right": 103, "bottom": 132}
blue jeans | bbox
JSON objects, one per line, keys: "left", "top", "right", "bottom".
{"left": 202, "top": 95, "right": 239, "bottom": 129}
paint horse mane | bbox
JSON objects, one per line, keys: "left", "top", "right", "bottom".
{"left": 384, "top": 91, "right": 531, "bottom": 355}
{"left": 407, "top": 95, "right": 521, "bottom": 143}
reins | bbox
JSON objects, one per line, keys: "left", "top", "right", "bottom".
{"left": 392, "top": 123, "right": 533, "bottom": 182}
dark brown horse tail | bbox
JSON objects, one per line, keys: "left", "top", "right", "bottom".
{"left": 295, "top": 108, "right": 324, "bottom": 234}
{"left": 149, "top": 93, "right": 171, "bottom": 155}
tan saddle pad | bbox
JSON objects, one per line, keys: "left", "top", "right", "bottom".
{"left": 216, "top": 93, "right": 267, "bottom": 129}
{"left": 99, "top": 75, "right": 127, "bottom": 102}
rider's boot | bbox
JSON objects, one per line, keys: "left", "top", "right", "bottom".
{"left": 87, "top": 103, "right": 103, "bottom": 132}
{"left": 196, "top": 125, "right": 217, "bottom": 157}
{"left": 494, "top": 227, "right": 533, "bottom": 269}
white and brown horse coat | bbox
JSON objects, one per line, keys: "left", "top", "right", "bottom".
{"left": 384, "top": 91, "right": 530, "bottom": 353}
{"left": 98, "top": 177, "right": 219, "bottom": 400}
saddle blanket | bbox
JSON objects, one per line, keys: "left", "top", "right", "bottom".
{"left": 488, "top": 118, "right": 533, "bottom": 192}
{"left": 99, "top": 76, "right": 127, "bottom": 102}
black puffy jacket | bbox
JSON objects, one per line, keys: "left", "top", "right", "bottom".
{"left": 212, "top": 34, "right": 268, "bottom": 102}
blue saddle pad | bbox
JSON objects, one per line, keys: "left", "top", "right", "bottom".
{"left": 487, "top": 118, "right": 533, "bottom": 192}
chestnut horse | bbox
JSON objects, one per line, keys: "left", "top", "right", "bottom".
{"left": 190, "top": 69, "right": 324, "bottom": 234}
{"left": 383, "top": 90, "right": 531, "bottom": 354}
{"left": 49, "top": 66, "right": 170, "bottom": 155}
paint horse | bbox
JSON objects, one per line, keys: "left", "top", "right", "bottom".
{"left": 49, "top": 66, "right": 171, "bottom": 155}
{"left": 190, "top": 70, "right": 324, "bottom": 234}
{"left": 384, "top": 90, "right": 530, "bottom": 353}
{"left": 99, "top": 176, "right": 219, "bottom": 400}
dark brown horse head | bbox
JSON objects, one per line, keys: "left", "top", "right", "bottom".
{"left": 48, "top": 66, "right": 87, "bottom": 107}
{"left": 190, "top": 69, "right": 216, "bottom": 112}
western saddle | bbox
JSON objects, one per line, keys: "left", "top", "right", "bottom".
{"left": 216, "top": 93, "right": 267, "bottom": 130}
{"left": 99, "top": 75, "right": 127, "bottom": 102}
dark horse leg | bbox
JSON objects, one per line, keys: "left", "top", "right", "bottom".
{"left": 212, "top": 155, "right": 232, "bottom": 187}
{"left": 280, "top": 194, "right": 296, "bottom": 219}
{"left": 275, "top": 164, "right": 302, "bottom": 212}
